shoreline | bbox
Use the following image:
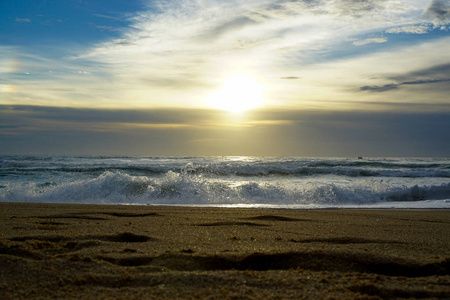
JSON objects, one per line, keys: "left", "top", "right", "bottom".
{"left": 1, "top": 202, "right": 449, "bottom": 298}
{"left": 2, "top": 200, "right": 450, "bottom": 210}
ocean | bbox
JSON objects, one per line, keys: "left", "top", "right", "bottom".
{"left": 1, "top": 156, "right": 449, "bottom": 209}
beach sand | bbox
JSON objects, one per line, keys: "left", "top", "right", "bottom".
{"left": 0, "top": 203, "right": 449, "bottom": 299}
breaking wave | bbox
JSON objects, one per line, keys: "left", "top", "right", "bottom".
{"left": 1, "top": 171, "right": 449, "bottom": 207}
{"left": 1, "top": 156, "right": 450, "bottom": 178}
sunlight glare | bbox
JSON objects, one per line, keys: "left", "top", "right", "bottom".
{"left": 207, "top": 75, "right": 264, "bottom": 113}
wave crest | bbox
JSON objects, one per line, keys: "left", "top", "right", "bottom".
{"left": 1, "top": 171, "right": 449, "bottom": 207}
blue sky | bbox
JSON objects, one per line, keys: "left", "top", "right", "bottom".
{"left": 0, "top": 0, "right": 142, "bottom": 44}
{"left": 1, "top": 0, "right": 449, "bottom": 156}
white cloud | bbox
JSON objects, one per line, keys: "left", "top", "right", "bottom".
{"left": 83, "top": 1, "right": 338, "bottom": 106}
{"left": 352, "top": 36, "right": 388, "bottom": 46}
{"left": 386, "top": 24, "right": 430, "bottom": 34}
{"left": 82, "top": 1, "right": 420, "bottom": 99}
{"left": 15, "top": 18, "right": 31, "bottom": 23}
{"left": 4, "top": 0, "right": 449, "bottom": 112}
{"left": 270, "top": 36, "right": 450, "bottom": 110}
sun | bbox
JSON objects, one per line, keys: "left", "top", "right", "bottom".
{"left": 207, "top": 75, "right": 264, "bottom": 113}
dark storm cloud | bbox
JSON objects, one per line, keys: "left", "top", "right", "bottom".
{"left": 250, "top": 109, "right": 450, "bottom": 156}
{"left": 0, "top": 105, "right": 219, "bottom": 125}
{"left": 0, "top": 125, "right": 21, "bottom": 129}
{"left": 360, "top": 78, "right": 450, "bottom": 92}
{"left": 402, "top": 78, "right": 450, "bottom": 85}
{"left": 423, "top": 0, "right": 450, "bottom": 23}
{"left": 360, "top": 83, "right": 399, "bottom": 92}
{"left": 360, "top": 63, "right": 450, "bottom": 92}
{"left": 392, "top": 63, "right": 450, "bottom": 81}
{"left": 1, "top": 105, "right": 449, "bottom": 156}
{"left": 0, "top": 105, "right": 223, "bottom": 156}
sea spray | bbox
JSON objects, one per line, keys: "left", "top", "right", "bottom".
{"left": 1, "top": 156, "right": 449, "bottom": 208}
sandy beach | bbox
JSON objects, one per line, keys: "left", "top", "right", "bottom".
{"left": 0, "top": 202, "right": 449, "bottom": 299}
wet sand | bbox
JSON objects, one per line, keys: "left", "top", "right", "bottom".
{"left": 1, "top": 202, "right": 449, "bottom": 299}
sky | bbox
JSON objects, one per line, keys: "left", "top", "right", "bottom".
{"left": 1, "top": 0, "right": 449, "bottom": 156}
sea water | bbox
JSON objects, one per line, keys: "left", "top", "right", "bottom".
{"left": 1, "top": 156, "right": 449, "bottom": 209}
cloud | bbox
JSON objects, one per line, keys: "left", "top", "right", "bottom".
{"left": 353, "top": 36, "right": 388, "bottom": 46}
{"left": 15, "top": 18, "right": 31, "bottom": 23}
{"left": 360, "top": 83, "right": 399, "bottom": 92}
{"left": 393, "top": 62, "right": 450, "bottom": 80}
{"left": 333, "top": 0, "right": 385, "bottom": 17}
{"left": 386, "top": 24, "right": 430, "bottom": 34}
{"left": 93, "top": 25, "right": 120, "bottom": 32}
{"left": 200, "top": 16, "right": 257, "bottom": 40}
{"left": 280, "top": 76, "right": 300, "bottom": 80}
{"left": 360, "top": 63, "right": 450, "bottom": 92}
{"left": 4, "top": 0, "right": 449, "bottom": 113}
{"left": 249, "top": 0, "right": 397, "bottom": 20}
{"left": 93, "top": 14, "right": 120, "bottom": 20}
{"left": 402, "top": 78, "right": 450, "bottom": 85}
{"left": 80, "top": 0, "right": 419, "bottom": 100}
{"left": 2, "top": 105, "right": 450, "bottom": 156}
{"left": 0, "top": 105, "right": 220, "bottom": 127}
{"left": 423, "top": 0, "right": 450, "bottom": 25}
{"left": 360, "top": 78, "right": 450, "bottom": 92}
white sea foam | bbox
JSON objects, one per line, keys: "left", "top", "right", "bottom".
{"left": 1, "top": 156, "right": 450, "bottom": 208}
